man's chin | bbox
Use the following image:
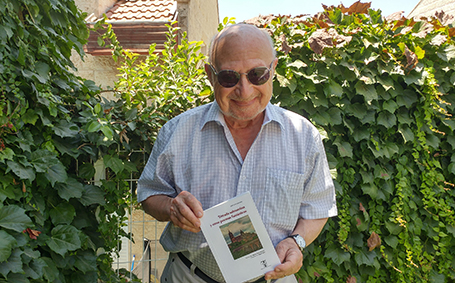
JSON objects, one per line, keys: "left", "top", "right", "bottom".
{"left": 224, "top": 109, "right": 264, "bottom": 122}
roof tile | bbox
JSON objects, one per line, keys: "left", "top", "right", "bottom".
{"left": 102, "top": 0, "right": 177, "bottom": 22}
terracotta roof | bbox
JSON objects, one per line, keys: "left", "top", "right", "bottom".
{"left": 86, "top": 0, "right": 177, "bottom": 23}
{"left": 85, "top": 0, "right": 179, "bottom": 56}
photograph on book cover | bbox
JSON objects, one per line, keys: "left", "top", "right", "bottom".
{"left": 220, "top": 214, "right": 263, "bottom": 260}
{"left": 200, "top": 192, "right": 282, "bottom": 283}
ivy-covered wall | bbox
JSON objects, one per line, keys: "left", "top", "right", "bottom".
{"left": 255, "top": 3, "right": 455, "bottom": 282}
{"left": 0, "top": 1, "right": 139, "bottom": 282}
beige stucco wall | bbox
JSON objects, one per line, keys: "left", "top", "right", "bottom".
{"left": 76, "top": 0, "right": 116, "bottom": 17}
{"left": 187, "top": 0, "right": 219, "bottom": 54}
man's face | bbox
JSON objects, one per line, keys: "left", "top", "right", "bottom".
{"left": 206, "top": 27, "right": 276, "bottom": 124}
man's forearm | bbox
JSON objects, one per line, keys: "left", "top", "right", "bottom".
{"left": 141, "top": 194, "right": 172, "bottom": 222}
{"left": 292, "top": 218, "right": 328, "bottom": 246}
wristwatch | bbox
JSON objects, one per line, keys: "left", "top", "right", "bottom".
{"left": 288, "top": 234, "right": 306, "bottom": 252}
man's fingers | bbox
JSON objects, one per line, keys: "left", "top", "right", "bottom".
{"left": 179, "top": 191, "right": 204, "bottom": 218}
{"left": 169, "top": 191, "right": 203, "bottom": 232}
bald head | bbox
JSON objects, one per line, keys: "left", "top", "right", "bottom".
{"left": 208, "top": 24, "right": 276, "bottom": 67}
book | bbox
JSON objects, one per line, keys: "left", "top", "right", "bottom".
{"left": 200, "top": 192, "right": 285, "bottom": 283}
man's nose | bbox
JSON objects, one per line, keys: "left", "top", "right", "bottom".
{"left": 236, "top": 73, "right": 255, "bottom": 96}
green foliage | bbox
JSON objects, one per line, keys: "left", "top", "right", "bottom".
{"left": 97, "top": 19, "right": 212, "bottom": 144}
{"left": 218, "top": 16, "right": 237, "bottom": 31}
{"left": 0, "top": 0, "right": 138, "bottom": 282}
{"left": 263, "top": 6, "right": 455, "bottom": 282}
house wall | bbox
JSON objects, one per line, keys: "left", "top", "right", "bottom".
{"left": 408, "top": 0, "right": 455, "bottom": 18}
{"left": 76, "top": 0, "right": 117, "bottom": 18}
{"left": 73, "top": 0, "right": 120, "bottom": 98}
{"left": 186, "top": 0, "right": 219, "bottom": 54}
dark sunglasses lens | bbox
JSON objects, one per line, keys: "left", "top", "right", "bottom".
{"left": 247, "top": 67, "right": 270, "bottom": 85}
{"left": 218, "top": 70, "right": 240, "bottom": 88}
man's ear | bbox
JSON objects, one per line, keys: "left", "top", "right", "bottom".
{"left": 204, "top": 63, "right": 215, "bottom": 87}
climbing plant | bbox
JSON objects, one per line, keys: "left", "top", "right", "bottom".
{"left": 0, "top": 0, "right": 139, "bottom": 282}
{"left": 251, "top": 2, "right": 455, "bottom": 282}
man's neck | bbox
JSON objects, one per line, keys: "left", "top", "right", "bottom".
{"left": 224, "top": 112, "right": 265, "bottom": 160}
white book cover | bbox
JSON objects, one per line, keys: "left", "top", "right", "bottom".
{"left": 200, "top": 192, "right": 282, "bottom": 283}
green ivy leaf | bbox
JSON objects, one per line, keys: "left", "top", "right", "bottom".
{"left": 376, "top": 76, "right": 395, "bottom": 91}
{"left": 78, "top": 162, "right": 96, "bottom": 179}
{"left": 55, "top": 177, "right": 83, "bottom": 201}
{"left": 426, "top": 134, "right": 440, "bottom": 149}
{"left": 396, "top": 89, "right": 418, "bottom": 108}
{"left": 41, "top": 257, "right": 59, "bottom": 282}
{"left": 437, "top": 44, "right": 455, "bottom": 62}
{"left": 86, "top": 120, "right": 102, "bottom": 132}
{"left": 324, "top": 245, "right": 351, "bottom": 265}
{"left": 355, "top": 81, "right": 377, "bottom": 103}
{"left": 23, "top": 258, "right": 47, "bottom": 280}
{"left": 74, "top": 250, "right": 97, "bottom": 273}
{"left": 334, "top": 140, "right": 353, "bottom": 158}
{"left": 34, "top": 62, "right": 51, "bottom": 84}
{"left": 0, "top": 205, "right": 33, "bottom": 232}
{"left": 345, "top": 103, "right": 367, "bottom": 119}
{"left": 353, "top": 127, "right": 370, "bottom": 142}
{"left": 80, "top": 185, "right": 106, "bottom": 206}
{"left": 6, "top": 160, "right": 35, "bottom": 181}
{"left": 0, "top": 248, "right": 23, "bottom": 278}
{"left": 361, "top": 183, "right": 378, "bottom": 199}
{"left": 384, "top": 235, "right": 399, "bottom": 249}
{"left": 53, "top": 120, "right": 79, "bottom": 138}
{"left": 46, "top": 225, "right": 82, "bottom": 256}
{"left": 22, "top": 109, "right": 39, "bottom": 125}
{"left": 354, "top": 249, "right": 376, "bottom": 266}
{"left": 0, "top": 148, "right": 14, "bottom": 162}
{"left": 49, "top": 203, "right": 75, "bottom": 225}
{"left": 31, "top": 149, "right": 59, "bottom": 173}
{"left": 385, "top": 221, "right": 403, "bottom": 235}
{"left": 327, "top": 107, "right": 342, "bottom": 125}
{"left": 448, "top": 163, "right": 455, "bottom": 175}
{"left": 377, "top": 111, "right": 396, "bottom": 128}
{"left": 382, "top": 100, "right": 398, "bottom": 114}
{"left": 103, "top": 155, "right": 124, "bottom": 174}
{"left": 323, "top": 80, "right": 343, "bottom": 97}
{"left": 101, "top": 125, "right": 114, "bottom": 140}
{"left": 45, "top": 161, "right": 68, "bottom": 186}
{"left": 0, "top": 230, "right": 17, "bottom": 262}
{"left": 398, "top": 124, "right": 414, "bottom": 143}
{"left": 276, "top": 73, "right": 297, "bottom": 93}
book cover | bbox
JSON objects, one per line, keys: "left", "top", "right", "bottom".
{"left": 200, "top": 192, "right": 282, "bottom": 283}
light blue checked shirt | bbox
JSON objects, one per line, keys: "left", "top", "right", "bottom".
{"left": 137, "top": 101, "right": 337, "bottom": 282}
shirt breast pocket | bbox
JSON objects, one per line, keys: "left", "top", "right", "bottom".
{"left": 263, "top": 168, "right": 306, "bottom": 232}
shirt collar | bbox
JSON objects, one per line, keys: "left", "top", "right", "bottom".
{"left": 200, "top": 101, "right": 285, "bottom": 130}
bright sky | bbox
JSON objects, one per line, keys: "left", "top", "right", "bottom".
{"left": 218, "top": 0, "right": 420, "bottom": 22}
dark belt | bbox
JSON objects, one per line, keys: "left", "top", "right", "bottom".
{"left": 176, "top": 252, "right": 267, "bottom": 283}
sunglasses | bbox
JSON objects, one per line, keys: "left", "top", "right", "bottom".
{"left": 209, "top": 61, "right": 274, "bottom": 88}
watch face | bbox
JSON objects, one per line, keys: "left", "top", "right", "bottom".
{"left": 293, "top": 234, "right": 306, "bottom": 250}
{"left": 296, "top": 236, "right": 305, "bottom": 247}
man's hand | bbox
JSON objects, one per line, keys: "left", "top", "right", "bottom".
{"left": 141, "top": 191, "right": 204, "bottom": 233}
{"left": 169, "top": 191, "right": 204, "bottom": 233}
{"left": 264, "top": 237, "right": 303, "bottom": 280}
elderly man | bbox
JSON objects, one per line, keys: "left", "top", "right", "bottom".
{"left": 137, "top": 23, "right": 337, "bottom": 283}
